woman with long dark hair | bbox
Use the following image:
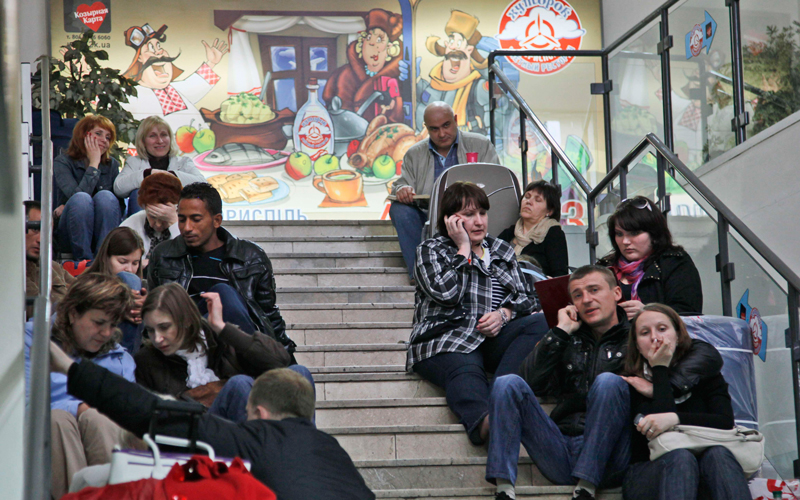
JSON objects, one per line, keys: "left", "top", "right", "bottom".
{"left": 598, "top": 196, "right": 702, "bottom": 318}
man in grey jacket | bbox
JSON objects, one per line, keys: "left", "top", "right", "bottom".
{"left": 389, "top": 101, "right": 499, "bottom": 280}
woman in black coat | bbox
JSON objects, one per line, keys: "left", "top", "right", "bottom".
{"left": 598, "top": 196, "right": 702, "bottom": 319}
{"left": 498, "top": 180, "right": 569, "bottom": 277}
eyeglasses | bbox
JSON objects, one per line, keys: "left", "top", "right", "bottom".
{"left": 617, "top": 198, "right": 652, "bottom": 212}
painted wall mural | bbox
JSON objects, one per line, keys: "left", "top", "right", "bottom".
{"left": 53, "top": 0, "right": 601, "bottom": 221}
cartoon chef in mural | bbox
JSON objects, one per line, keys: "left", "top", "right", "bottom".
{"left": 323, "top": 8, "right": 405, "bottom": 124}
{"left": 120, "top": 23, "right": 228, "bottom": 133}
{"left": 415, "top": 10, "right": 491, "bottom": 135}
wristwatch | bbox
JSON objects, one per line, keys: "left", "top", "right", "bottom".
{"left": 499, "top": 309, "right": 509, "bottom": 327}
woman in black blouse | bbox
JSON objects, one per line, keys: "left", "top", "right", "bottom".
{"left": 498, "top": 180, "right": 568, "bottom": 277}
{"left": 622, "top": 303, "right": 751, "bottom": 500}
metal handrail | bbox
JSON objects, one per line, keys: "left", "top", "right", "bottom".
{"left": 24, "top": 55, "right": 54, "bottom": 500}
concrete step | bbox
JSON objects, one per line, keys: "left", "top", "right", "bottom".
{"left": 254, "top": 235, "right": 400, "bottom": 253}
{"left": 316, "top": 397, "right": 457, "bottom": 427}
{"left": 270, "top": 251, "right": 405, "bottom": 270}
{"left": 308, "top": 365, "right": 406, "bottom": 374}
{"left": 226, "top": 220, "right": 396, "bottom": 238}
{"left": 289, "top": 322, "right": 411, "bottom": 346}
{"left": 278, "top": 286, "right": 415, "bottom": 304}
{"left": 282, "top": 303, "right": 414, "bottom": 325}
{"left": 314, "top": 372, "right": 443, "bottom": 401}
{"left": 373, "top": 486, "right": 621, "bottom": 499}
{"left": 275, "top": 268, "right": 409, "bottom": 287}
{"left": 295, "top": 343, "right": 406, "bottom": 368}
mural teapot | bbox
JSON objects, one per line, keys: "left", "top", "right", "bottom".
{"left": 327, "top": 91, "right": 388, "bottom": 157}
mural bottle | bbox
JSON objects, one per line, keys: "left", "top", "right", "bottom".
{"left": 292, "top": 78, "right": 335, "bottom": 161}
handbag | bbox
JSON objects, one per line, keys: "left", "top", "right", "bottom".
{"left": 648, "top": 424, "right": 764, "bottom": 476}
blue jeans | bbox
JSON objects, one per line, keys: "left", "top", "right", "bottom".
{"left": 208, "top": 366, "right": 316, "bottom": 423}
{"left": 486, "top": 372, "right": 631, "bottom": 487}
{"left": 389, "top": 201, "right": 428, "bottom": 279}
{"left": 126, "top": 188, "right": 142, "bottom": 217}
{"left": 413, "top": 313, "right": 548, "bottom": 444}
{"left": 623, "top": 447, "right": 751, "bottom": 500}
{"left": 116, "top": 271, "right": 144, "bottom": 355}
{"left": 57, "top": 190, "right": 122, "bottom": 260}
{"left": 195, "top": 283, "right": 257, "bottom": 335}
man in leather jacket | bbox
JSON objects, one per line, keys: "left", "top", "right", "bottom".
{"left": 485, "top": 265, "right": 631, "bottom": 500}
{"left": 147, "top": 183, "right": 295, "bottom": 354}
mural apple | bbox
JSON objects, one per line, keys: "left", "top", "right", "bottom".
{"left": 285, "top": 151, "right": 313, "bottom": 180}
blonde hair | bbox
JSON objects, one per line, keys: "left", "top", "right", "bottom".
{"left": 134, "top": 116, "right": 180, "bottom": 160}
{"left": 355, "top": 29, "right": 402, "bottom": 61}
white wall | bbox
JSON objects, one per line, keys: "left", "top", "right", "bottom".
{"left": 601, "top": 0, "right": 666, "bottom": 46}
{"left": 18, "top": 0, "right": 48, "bottom": 65}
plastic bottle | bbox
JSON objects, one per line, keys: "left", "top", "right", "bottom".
{"left": 292, "top": 78, "right": 335, "bottom": 161}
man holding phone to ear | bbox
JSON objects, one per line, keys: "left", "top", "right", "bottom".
{"left": 484, "top": 265, "right": 632, "bottom": 500}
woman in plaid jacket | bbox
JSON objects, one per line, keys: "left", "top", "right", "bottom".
{"left": 408, "top": 182, "right": 549, "bottom": 445}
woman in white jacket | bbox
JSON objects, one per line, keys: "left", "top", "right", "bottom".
{"left": 114, "top": 115, "right": 205, "bottom": 216}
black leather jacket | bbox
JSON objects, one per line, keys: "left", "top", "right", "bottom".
{"left": 147, "top": 227, "right": 295, "bottom": 353}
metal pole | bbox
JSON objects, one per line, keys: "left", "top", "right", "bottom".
{"left": 659, "top": 9, "right": 675, "bottom": 152}
{"left": 716, "top": 216, "right": 733, "bottom": 316}
{"left": 788, "top": 285, "right": 800, "bottom": 478}
{"left": 489, "top": 55, "right": 496, "bottom": 147}
{"left": 728, "top": 0, "right": 747, "bottom": 144}
{"left": 519, "top": 107, "right": 528, "bottom": 188}
{"left": 551, "top": 148, "right": 559, "bottom": 187}
{"left": 601, "top": 54, "right": 613, "bottom": 174}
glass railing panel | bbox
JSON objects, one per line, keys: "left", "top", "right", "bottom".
{"left": 669, "top": 0, "right": 736, "bottom": 168}
{"left": 608, "top": 23, "right": 665, "bottom": 168}
{"left": 739, "top": 0, "right": 800, "bottom": 137}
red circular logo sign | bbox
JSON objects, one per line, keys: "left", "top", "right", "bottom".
{"left": 688, "top": 24, "right": 704, "bottom": 58}
{"left": 497, "top": 0, "right": 585, "bottom": 76}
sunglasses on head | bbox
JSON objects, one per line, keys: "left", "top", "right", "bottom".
{"left": 617, "top": 198, "right": 652, "bottom": 211}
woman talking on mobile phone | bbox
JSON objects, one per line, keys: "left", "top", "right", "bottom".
{"left": 406, "top": 182, "right": 548, "bottom": 445}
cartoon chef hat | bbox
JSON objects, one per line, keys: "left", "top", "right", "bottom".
{"left": 363, "top": 8, "right": 403, "bottom": 43}
{"left": 426, "top": 10, "right": 487, "bottom": 69}
{"left": 122, "top": 23, "right": 183, "bottom": 81}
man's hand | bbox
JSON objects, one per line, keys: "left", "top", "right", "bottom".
{"left": 77, "top": 403, "right": 91, "bottom": 417}
{"left": 637, "top": 412, "right": 679, "bottom": 439}
{"left": 54, "top": 205, "right": 65, "bottom": 218}
{"left": 622, "top": 376, "right": 653, "bottom": 398}
{"left": 200, "top": 292, "right": 226, "bottom": 334}
{"left": 556, "top": 305, "right": 581, "bottom": 334}
{"left": 396, "top": 186, "right": 415, "bottom": 204}
{"left": 202, "top": 38, "right": 229, "bottom": 69}
{"left": 49, "top": 340, "right": 75, "bottom": 374}
{"left": 620, "top": 299, "right": 645, "bottom": 319}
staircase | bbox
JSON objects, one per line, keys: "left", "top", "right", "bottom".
{"left": 226, "top": 220, "right": 622, "bottom": 500}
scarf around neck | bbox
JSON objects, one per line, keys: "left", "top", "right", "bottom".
{"left": 175, "top": 330, "right": 220, "bottom": 389}
{"left": 513, "top": 217, "right": 560, "bottom": 255}
{"left": 613, "top": 256, "right": 646, "bottom": 301}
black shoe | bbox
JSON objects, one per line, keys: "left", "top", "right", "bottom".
{"left": 572, "top": 488, "right": 595, "bottom": 500}
{"left": 495, "top": 492, "right": 514, "bottom": 500}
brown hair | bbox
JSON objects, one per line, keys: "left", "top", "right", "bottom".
{"left": 248, "top": 368, "right": 315, "bottom": 420}
{"left": 603, "top": 196, "right": 682, "bottom": 266}
{"left": 569, "top": 264, "right": 617, "bottom": 290}
{"left": 52, "top": 273, "right": 133, "bottom": 357}
{"left": 436, "top": 181, "right": 490, "bottom": 237}
{"left": 141, "top": 283, "right": 206, "bottom": 353}
{"left": 523, "top": 180, "right": 561, "bottom": 221}
{"left": 87, "top": 227, "right": 145, "bottom": 278}
{"left": 137, "top": 172, "right": 183, "bottom": 207}
{"left": 624, "top": 303, "right": 694, "bottom": 376}
{"left": 66, "top": 115, "right": 117, "bottom": 164}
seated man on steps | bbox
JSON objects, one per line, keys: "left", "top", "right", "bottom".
{"left": 485, "top": 265, "right": 632, "bottom": 500}
{"left": 147, "top": 182, "right": 296, "bottom": 356}
{"left": 50, "top": 343, "right": 376, "bottom": 500}
{"left": 390, "top": 101, "right": 499, "bottom": 282}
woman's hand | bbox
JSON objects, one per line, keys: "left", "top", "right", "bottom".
{"left": 619, "top": 299, "right": 645, "bottom": 319}
{"left": 636, "top": 412, "right": 679, "bottom": 439}
{"left": 146, "top": 203, "right": 178, "bottom": 226}
{"left": 201, "top": 292, "right": 225, "bottom": 334}
{"left": 477, "top": 310, "right": 504, "bottom": 337}
{"left": 49, "top": 340, "right": 75, "bottom": 374}
{"left": 444, "top": 215, "right": 471, "bottom": 254}
{"left": 646, "top": 335, "right": 676, "bottom": 367}
{"left": 84, "top": 133, "right": 104, "bottom": 167}
{"left": 622, "top": 376, "right": 653, "bottom": 398}
{"left": 126, "top": 288, "right": 147, "bottom": 324}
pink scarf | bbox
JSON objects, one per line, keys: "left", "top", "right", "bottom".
{"left": 613, "top": 257, "right": 645, "bottom": 301}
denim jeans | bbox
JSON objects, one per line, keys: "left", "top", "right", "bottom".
{"left": 389, "top": 201, "right": 428, "bottom": 279}
{"left": 208, "top": 366, "right": 316, "bottom": 424}
{"left": 413, "top": 313, "right": 549, "bottom": 444}
{"left": 126, "top": 188, "right": 142, "bottom": 217}
{"left": 486, "top": 372, "right": 631, "bottom": 487}
{"left": 57, "top": 190, "right": 122, "bottom": 260}
{"left": 195, "top": 283, "right": 257, "bottom": 335}
{"left": 623, "top": 447, "right": 751, "bottom": 500}
{"left": 116, "top": 271, "right": 144, "bottom": 355}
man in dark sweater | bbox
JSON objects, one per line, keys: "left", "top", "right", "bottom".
{"left": 485, "top": 265, "right": 631, "bottom": 500}
{"left": 147, "top": 182, "right": 295, "bottom": 352}
{"left": 50, "top": 341, "right": 375, "bottom": 500}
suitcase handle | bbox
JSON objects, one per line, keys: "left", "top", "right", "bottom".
{"left": 143, "top": 433, "right": 216, "bottom": 477}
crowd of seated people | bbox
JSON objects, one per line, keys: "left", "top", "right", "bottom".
{"left": 25, "top": 103, "right": 749, "bottom": 500}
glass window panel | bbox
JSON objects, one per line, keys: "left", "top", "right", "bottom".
{"left": 317, "top": 79, "right": 328, "bottom": 106}
{"left": 273, "top": 79, "right": 297, "bottom": 112}
{"left": 270, "top": 46, "right": 297, "bottom": 72}
{"left": 309, "top": 46, "right": 329, "bottom": 72}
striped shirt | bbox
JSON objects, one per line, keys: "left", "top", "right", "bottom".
{"left": 480, "top": 244, "right": 510, "bottom": 311}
